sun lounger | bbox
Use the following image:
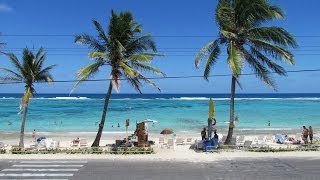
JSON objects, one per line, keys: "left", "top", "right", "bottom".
{"left": 237, "top": 135, "right": 245, "bottom": 145}
{"left": 79, "top": 139, "right": 88, "bottom": 147}
{"left": 256, "top": 135, "right": 265, "bottom": 144}
{"left": 184, "top": 138, "right": 193, "bottom": 145}
{"left": 70, "top": 138, "right": 81, "bottom": 147}
{"left": 265, "top": 136, "right": 274, "bottom": 143}
{"left": 167, "top": 139, "right": 174, "bottom": 149}
{"left": 158, "top": 137, "right": 167, "bottom": 148}
{"left": 221, "top": 136, "right": 227, "bottom": 144}
{"left": 159, "top": 137, "right": 166, "bottom": 144}
{"left": 195, "top": 140, "right": 203, "bottom": 150}
{"left": 175, "top": 138, "right": 184, "bottom": 145}
{"left": 239, "top": 140, "right": 252, "bottom": 149}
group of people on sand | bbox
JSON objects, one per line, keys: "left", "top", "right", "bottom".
{"left": 302, "top": 126, "right": 314, "bottom": 144}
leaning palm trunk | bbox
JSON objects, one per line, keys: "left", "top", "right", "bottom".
{"left": 19, "top": 104, "right": 28, "bottom": 148}
{"left": 91, "top": 81, "right": 113, "bottom": 147}
{"left": 225, "top": 75, "right": 236, "bottom": 145}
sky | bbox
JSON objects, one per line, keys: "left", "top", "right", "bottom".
{"left": 0, "top": 0, "right": 320, "bottom": 94}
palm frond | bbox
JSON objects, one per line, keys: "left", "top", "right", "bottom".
{"left": 71, "top": 61, "right": 105, "bottom": 92}
{"left": 195, "top": 39, "right": 220, "bottom": 68}
{"left": 119, "top": 61, "right": 137, "bottom": 78}
{"left": 250, "top": 47, "right": 287, "bottom": 76}
{"left": 136, "top": 74, "right": 161, "bottom": 92}
{"left": 243, "top": 48, "right": 276, "bottom": 88}
{"left": 126, "top": 77, "right": 142, "bottom": 93}
{"left": 130, "top": 61, "right": 166, "bottom": 77}
{"left": 227, "top": 41, "right": 243, "bottom": 76}
{"left": 74, "top": 34, "right": 106, "bottom": 52}
{"left": 248, "top": 38, "right": 294, "bottom": 64}
{"left": 5, "top": 53, "right": 25, "bottom": 76}
{"left": 0, "top": 67, "right": 23, "bottom": 80}
{"left": 248, "top": 27, "right": 298, "bottom": 47}
{"left": 89, "top": 52, "right": 110, "bottom": 60}
{"left": 203, "top": 45, "right": 221, "bottom": 80}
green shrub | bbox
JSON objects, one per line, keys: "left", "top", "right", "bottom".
{"left": 0, "top": 149, "right": 6, "bottom": 154}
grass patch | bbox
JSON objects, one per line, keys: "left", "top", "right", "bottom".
{"left": 9, "top": 147, "right": 154, "bottom": 155}
{"left": 247, "top": 146, "right": 320, "bottom": 153}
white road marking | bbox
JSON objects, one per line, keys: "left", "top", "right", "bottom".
{"left": 2, "top": 168, "right": 79, "bottom": 172}
{"left": 13, "top": 164, "right": 83, "bottom": 167}
{"left": 0, "top": 179, "right": 68, "bottom": 180}
{"left": 20, "top": 161, "right": 88, "bottom": 164}
{"left": 0, "top": 173, "right": 74, "bottom": 176}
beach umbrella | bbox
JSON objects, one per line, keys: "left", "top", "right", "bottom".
{"left": 160, "top": 128, "right": 174, "bottom": 135}
{"left": 207, "top": 98, "right": 215, "bottom": 139}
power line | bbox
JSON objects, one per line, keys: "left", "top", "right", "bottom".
{"left": 1, "top": 53, "right": 320, "bottom": 56}
{"left": 1, "top": 68, "right": 319, "bottom": 85}
{"left": 4, "top": 45, "right": 320, "bottom": 49}
{"left": 2, "top": 34, "right": 320, "bottom": 38}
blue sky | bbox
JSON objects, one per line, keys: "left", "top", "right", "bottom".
{"left": 0, "top": 0, "right": 320, "bottom": 94}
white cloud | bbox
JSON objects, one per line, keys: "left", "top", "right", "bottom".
{"left": 0, "top": 3, "right": 12, "bottom": 12}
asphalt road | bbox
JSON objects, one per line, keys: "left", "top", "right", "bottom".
{"left": 0, "top": 157, "right": 319, "bottom": 180}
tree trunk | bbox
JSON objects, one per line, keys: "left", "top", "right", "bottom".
{"left": 91, "top": 81, "right": 113, "bottom": 147}
{"left": 19, "top": 104, "right": 29, "bottom": 148}
{"left": 224, "top": 75, "right": 236, "bottom": 145}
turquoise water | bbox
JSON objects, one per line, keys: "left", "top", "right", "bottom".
{"left": 1, "top": 94, "right": 320, "bottom": 133}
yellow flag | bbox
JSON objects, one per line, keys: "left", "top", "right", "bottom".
{"left": 209, "top": 98, "right": 214, "bottom": 120}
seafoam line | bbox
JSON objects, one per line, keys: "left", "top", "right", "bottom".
{"left": 0, "top": 173, "right": 74, "bottom": 176}
{"left": 13, "top": 165, "right": 83, "bottom": 168}
{"left": 20, "top": 161, "right": 87, "bottom": 164}
{"left": 2, "top": 168, "right": 79, "bottom": 172}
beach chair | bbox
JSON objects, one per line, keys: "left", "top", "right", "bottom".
{"left": 70, "top": 139, "right": 80, "bottom": 147}
{"left": 167, "top": 139, "right": 175, "bottom": 149}
{"left": 256, "top": 135, "right": 265, "bottom": 144}
{"left": 239, "top": 140, "right": 252, "bottom": 149}
{"left": 159, "top": 137, "right": 167, "bottom": 148}
{"left": 184, "top": 138, "right": 193, "bottom": 145}
{"left": 37, "top": 139, "right": 47, "bottom": 150}
{"left": 195, "top": 140, "right": 203, "bottom": 151}
{"left": 265, "top": 136, "right": 274, "bottom": 143}
{"left": 175, "top": 138, "right": 184, "bottom": 145}
{"left": 220, "top": 136, "right": 227, "bottom": 144}
{"left": 237, "top": 135, "right": 245, "bottom": 145}
{"left": 80, "top": 139, "right": 88, "bottom": 147}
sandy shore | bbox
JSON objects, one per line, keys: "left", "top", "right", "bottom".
{"left": 1, "top": 131, "right": 319, "bottom": 163}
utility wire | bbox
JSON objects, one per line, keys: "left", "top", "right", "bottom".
{"left": 1, "top": 68, "right": 319, "bottom": 85}
{"left": 2, "top": 34, "right": 320, "bottom": 38}
{"left": 1, "top": 53, "right": 320, "bottom": 56}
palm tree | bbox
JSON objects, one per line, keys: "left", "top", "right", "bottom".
{"left": 73, "top": 10, "right": 165, "bottom": 147}
{"left": 0, "top": 48, "right": 56, "bottom": 148}
{"left": 195, "top": 0, "right": 297, "bottom": 144}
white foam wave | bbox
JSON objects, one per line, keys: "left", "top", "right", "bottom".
{"left": 1, "top": 97, "right": 15, "bottom": 99}
{"left": 171, "top": 97, "right": 210, "bottom": 100}
{"left": 35, "top": 97, "right": 91, "bottom": 100}
{"left": 238, "top": 128, "right": 294, "bottom": 131}
{"left": 166, "top": 97, "right": 320, "bottom": 101}
{"left": 1, "top": 97, "right": 320, "bottom": 101}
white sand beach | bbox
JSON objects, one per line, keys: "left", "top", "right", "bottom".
{"left": 1, "top": 131, "right": 319, "bottom": 162}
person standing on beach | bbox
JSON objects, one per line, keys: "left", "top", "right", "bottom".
{"left": 32, "top": 129, "right": 36, "bottom": 142}
{"left": 302, "top": 126, "right": 309, "bottom": 144}
{"left": 309, "top": 126, "right": 314, "bottom": 144}
{"left": 201, "top": 128, "right": 207, "bottom": 141}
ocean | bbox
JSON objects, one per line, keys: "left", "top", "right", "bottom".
{"left": 0, "top": 93, "right": 320, "bottom": 134}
